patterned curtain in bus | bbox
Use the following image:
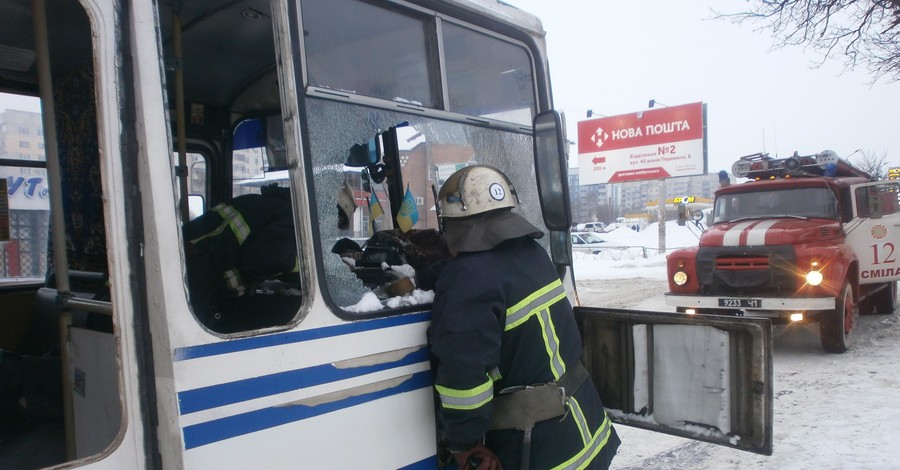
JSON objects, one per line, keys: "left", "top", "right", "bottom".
{"left": 51, "top": 66, "right": 107, "bottom": 275}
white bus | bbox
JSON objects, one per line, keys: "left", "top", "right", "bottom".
{"left": 0, "top": 0, "right": 773, "bottom": 468}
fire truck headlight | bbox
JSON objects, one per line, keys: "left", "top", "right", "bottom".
{"left": 806, "top": 270, "right": 824, "bottom": 286}
{"left": 673, "top": 271, "right": 688, "bottom": 286}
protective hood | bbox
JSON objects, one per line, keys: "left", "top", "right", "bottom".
{"left": 443, "top": 209, "right": 544, "bottom": 253}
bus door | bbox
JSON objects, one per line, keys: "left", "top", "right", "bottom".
{"left": 575, "top": 308, "right": 773, "bottom": 455}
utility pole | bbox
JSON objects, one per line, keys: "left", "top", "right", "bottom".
{"left": 658, "top": 178, "right": 666, "bottom": 254}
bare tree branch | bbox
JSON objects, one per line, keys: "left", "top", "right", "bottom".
{"left": 715, "top": 0, "right": 900, "bottom": 82}
{"left": 851, "top": 149, "right": 890, "bottom": 179}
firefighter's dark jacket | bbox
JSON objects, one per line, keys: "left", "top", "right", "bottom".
{"left": 429, "top": 237, "right": 620, "bottom": 468}
{"left": 183, "top": 187, "right": 297, "bottom": 311}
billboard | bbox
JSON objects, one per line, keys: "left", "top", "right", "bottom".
{"left": 1, "top": 166, "right": 50, "bottom": 211}
{"left": 577, "top": 102, "right": 707, "bottom": 184}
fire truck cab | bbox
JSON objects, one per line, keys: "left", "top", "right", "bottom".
{"left": 666, "top": 150, "right": 900, "bottom": 353}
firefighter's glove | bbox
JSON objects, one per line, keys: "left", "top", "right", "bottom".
{"left": 415, "top": 259, "right": 448, "bottom": 291}
{"left": 452, "top": 442, "right": 502, "bottom": 470}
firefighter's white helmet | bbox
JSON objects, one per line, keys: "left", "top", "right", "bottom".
{"left": 438, "top": 165, "right": 519, "bottom": 219}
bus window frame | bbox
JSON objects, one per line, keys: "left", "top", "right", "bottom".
{"left": 288, "top": 0, "right": 551, "bottom": 320}
{"left": 295, "top": 0, "right": 545, "bottom": 129}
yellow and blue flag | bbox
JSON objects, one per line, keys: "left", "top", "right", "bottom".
{"left": 368, "top": 191, "right": 384, "bottom": 219}
{"left": 396, "top": 185, "right": 419, "bottom": 232}
{"left": 368, "top": 191, "right": 384, "bottom": 234}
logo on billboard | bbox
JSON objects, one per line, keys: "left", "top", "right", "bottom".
{"left": 590, "top": 127, "right": 609, "bottom": 149}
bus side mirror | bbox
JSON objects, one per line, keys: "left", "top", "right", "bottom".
{"left": 677, "top": 204, "right": 687, "bottom": 226}
{"left": 533, "top": 110, "right": 572, "bottom": 231}
{"left": 346, "top": 138, "right": 380, "bottom": 167}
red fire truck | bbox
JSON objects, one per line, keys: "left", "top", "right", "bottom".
{"left": 666, "top": 150, "right": 900, "bottom": 353}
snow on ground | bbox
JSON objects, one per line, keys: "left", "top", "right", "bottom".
{"left": 572, "top": 220, "right": 900, "bottom": 469}
{"left": 572, "top": 221, "right": 703, "bottom": 281}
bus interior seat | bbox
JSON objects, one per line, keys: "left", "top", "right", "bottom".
{"left": 0, "top": 270, "right": 113, "bottom": 466}
{"left": 28, "top": 270, "right": 110, "bottom": 344}
{"left": 0, "top": 289, "right": 66, "bottom": 468}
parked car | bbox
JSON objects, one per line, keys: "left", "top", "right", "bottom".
{"left": 575, "top": 222, "right": 606, "bottom": 232}
{"left": 571, "top": 231, "right": 610, "bottom": 254}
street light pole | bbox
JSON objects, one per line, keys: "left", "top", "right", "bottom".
{"left": 648, "top": 99, "right": 667, "bottom": 252}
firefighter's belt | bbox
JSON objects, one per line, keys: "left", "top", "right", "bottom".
{"left": 556, "top": 360, "right": 589, "bottom": 397}
{"left": 490, "top": 361, "right": 589, "bottom": 431}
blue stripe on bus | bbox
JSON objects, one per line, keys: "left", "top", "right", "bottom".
{"left": 174, "top": 311, "right": 431, "bottom": 361}
{"left": 398, "top": 455, "right": 440, "bottom": 469}
{"left": 182, "top": 369, "right": 432, "bottom": 449}
{"left": 178, "top": 347, "right": 429, "bottom": 414}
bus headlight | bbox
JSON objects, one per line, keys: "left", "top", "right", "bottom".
{"left": 673, "top": 271, "right": 688, "bottom": 286}
{"left": 806, "top": 270, "right": 824, "bottom": 286}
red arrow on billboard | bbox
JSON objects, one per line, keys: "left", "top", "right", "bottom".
{"left": 592, "top": 156, "right": 606, "bottom": 165}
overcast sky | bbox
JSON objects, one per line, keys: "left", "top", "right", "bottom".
{"left": 505, "top": 0, "right": 900, "bottom": 174}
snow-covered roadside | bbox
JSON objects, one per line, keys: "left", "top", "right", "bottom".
{"left": 572, "top": 222, "right": 900, "bottom": 469}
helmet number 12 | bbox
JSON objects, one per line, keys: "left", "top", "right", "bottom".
{"left": 489, "top": 183, "right": 506, "bottom": 201}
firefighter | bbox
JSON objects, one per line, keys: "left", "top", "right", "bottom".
{"left": 429, "top": 165, "right": 620, "bottom": 470}
{"left": 183, "top": 184, "right": 299, "bottom": 329}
